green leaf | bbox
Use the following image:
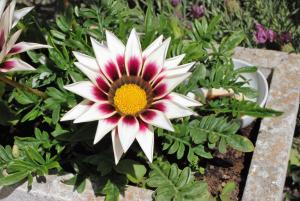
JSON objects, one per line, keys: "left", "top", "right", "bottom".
{"left": 290, "top": 148, "right": 300, "bottom": 166}
{"left": 115, "top": 159, "right": 146, "bottom": 184}
{"left": 103, "top": 180, "right": 120, "bottom": 201}
{"left": 220, "top": 31, "right": 245, "bottom": 55}
{"left": 226, "top": 134, "right": 254, "bottom": 152}
{"left": 234, "top": 66, "right": 257, "bottom": 74}
{"left": 220, "top": 182, "right": 236, "bottom": 201}
{"left": 147, "top": 161, "right": 212, "bottom": 201}
{"left": 0, "top": 171, "right": 28, "bottom": 186}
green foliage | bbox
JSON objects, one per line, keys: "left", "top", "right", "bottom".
{"left": 115, "top": 159, "right": 147, "bottom": 184}
{"left": 0, "top": 129, "right": 61, "bottom": 187}
{"left": 159, "top": 115, "right": 254, "bottom": 167}
{"left": 207, "top": 98, "right": 283, "bottom": 118}
{"left": 147, "top": 160, "right": 212, "bottom": 201}
{"left": 220, "top": 182, "right": 236, "bottom": 201}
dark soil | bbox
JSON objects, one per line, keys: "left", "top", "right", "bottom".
{"left": 197, "top": 120, "right": 261, "bottom": 201}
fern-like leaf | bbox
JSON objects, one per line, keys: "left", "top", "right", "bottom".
{"left": 147, "top": 161, "right": 212, "bottom": 201}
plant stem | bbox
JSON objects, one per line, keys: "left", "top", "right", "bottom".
{"left": 0, "top": 73, "right": 47, "bottom": 99}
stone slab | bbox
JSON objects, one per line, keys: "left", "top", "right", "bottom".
{"left": 241, "top": 57, "right": 300, "bottom": 201}
{"left": 233, "top": 47, "right": 300, "bottom": 69}
{"left": 0, "top": 174, "right": 153, "bottom": 201}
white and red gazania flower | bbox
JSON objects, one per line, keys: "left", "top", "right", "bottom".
{"left": 61, "top": 29, "right": 201, "bottom": 164}
{"left": 0, "top": 0, "right": 50, "bottom": 73}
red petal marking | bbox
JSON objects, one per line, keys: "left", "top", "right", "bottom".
{"left": 152, "top": 102, "right": 166, "bottom": 112}
{"left": 105, "top": 61, "right": 119, "bottom": 81}
{"left": 152, "top": 75, "right": 165, "bottom": 88}
{"left": 143, "top": 62, "right": 158, "bottom": 81}
{"left": 165, "top": 94, "right": 172, "bottom": 100}
{"left": 98, "top": 103, "right": 115, "bottom": 114}
{"left": 96, "top": 76, "right": 110, "bottom": 93}
{"left": 116, "top": 55, "right": 126, "bottom": 75}
{"left": 9, "top": 46, "right": 22, "bottom": 54}
{"left": 141, "top": 110, "right": 157, "bottom": 121}
{"left": 127, "top": 57, "right": 141, "bottom": 76}
{"left": 92, "top": 86, "right": 108, "bottom": 101}
{"left": 87, "top": 101, "right": 94, "bottom": 106}
{"left": 107, "top": 113, "right": 121, "bottom": 124}
{"left": 138, "top": 119, "right": 148, "bottom": 132}
{"left": 123, "top": 116, "right": 137, "bottom": 125}
{"left": 153, "top": 83, "right": 167, "bottom": 98}
{"left": 0, "top": 61, "right": 15, "bottom": 70}
{"left": 0, "top": 30, "right": 4, "bottom": 52}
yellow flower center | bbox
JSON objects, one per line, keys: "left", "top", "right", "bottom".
{"left": 114, "top": 84, "right": 147, "bottom": 115}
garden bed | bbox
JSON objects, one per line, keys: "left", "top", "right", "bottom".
{"left": 1, "top": 1, "right": 300, "bottom": 200}
{"left": 1, "top": 47, "right": 299, "bottom": 201}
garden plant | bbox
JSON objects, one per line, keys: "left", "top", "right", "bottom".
{"left": 1, "top": 0, "right": 296, "bottom": 200}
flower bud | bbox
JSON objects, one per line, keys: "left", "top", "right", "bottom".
{"left": 170, "top": 0, "right": 181, "bottom": 7}
{"left": 190, "top": 5, "right": 205, "bottom": 19}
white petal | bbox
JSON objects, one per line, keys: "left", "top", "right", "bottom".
{"left": 136, "top": 122, "right": 154, "bottom": 162}
{"left": 164, "top": 54, "right": 185, "bottom": 69}
{"left": 112, "top": 129, "right": 124, "bottom": 165}
{"left": 140, "top": 109, "right": 174, "bottom": 132}
{"left": 61, "top": 100, "right": 92, "bottom": 121}
{"left": 74, "top": 101, "right": 116, "bottom": 123}
{"left": 0, "top": 58, "right": 35, "bottom": 73}
{"left": 163, "top": 62, "right": 195, "bottom": 77}
{"left": 8, "top": 42, "right": 50, "bottom": 56}
{"left": 94, "top": 114, "right": 120, "bottom": 144}
{"left": 64, "top": 81, "right": 102, "bottom": 103}
{"left": 73, "top": 51, "right": 100, "bottom": 72}
{"left": 91, "top": 37, "right": 121, "bottom": 82}
{"left": 0, "top": 3, "right": 13, "bottom": 47}
{"left": 125, "top": 29, "right": 143, "bottom": 76}
{"left": 2, "top": 29, "right": 21, "bottom": 55}
{"left": 168, "top": 92, "right": 202, "bottom": 107}
{"left": 142, "top": 35, "right": 163, "bottom": 58}
{"left": 0, "top": 0, "right": 7, "bottom": 16}
{"left": 118, "top": 116, "right": 139, "bottom": 152}
{"left": 141, "top": 38, "right": 171, "bottom": 82}
{"left": 12, "top": 6, "right": 34, "bottom": 27}
{"left": 152, "top": 99, "right": 195, "bottom": 119}
{"left": 153, "top": 73, "right": 192, "bottom": 100}
{"left": 106, "top": 30, "right": 125, "bottom": 58}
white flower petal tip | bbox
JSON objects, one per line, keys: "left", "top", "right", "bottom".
{"left": 0, "top": 59, "right": 35, "bottom": 73}
{"left": 8, "top": 42, "right": 51, "bottom": 56}
{"left": 118, "top": 116, "right": 139, "bottom": 152}
{"left": 12, "top": 6, "right": 34, "bottom": 27}
{"left": 153, "top": 72, "right": 192, "bottom": 100}
{"left": 164, "top": 54, "right": 186, "bottom": 69}
{"left": 136, "top": 124, "right": 154, "bottom": 162}
{"left": 164, "top": 62, "right": 195, "bottom": 76}
{"left": 72, "top": 51, "right": 99, "bottom": 72}
{"left": 105, "top": 30, "right": 125, "bottom": 54}
{"left": 152, "top": 99, "right": 196, "bottom": 119}
{"left": 142, "top": 35, "right": 163, "bottom": 58}
{"left": 125, "top": 28, "right": 142, "bottom": 76}
{"left": 60, "top": 100, "right": 92, "bottom": 122}
{"left": 73, "top": 102, "right": 116, "bottom": 123}
{"left": 142, "top": 37, "right": 171, "bottom": 82}
{"left": 63, "top": 81, "right": 108, "bottom": 103}
{"left": 93, "top": 115, "right": 120, "bottom": 144}
{"left": 112, "top": 129, "right": 124, "bottom": 165}
{"left": 140, "top": 109, "right": 174, "bottom": 132}
{"left": 91, "top": 37, "right": 121, "bottom": 82}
